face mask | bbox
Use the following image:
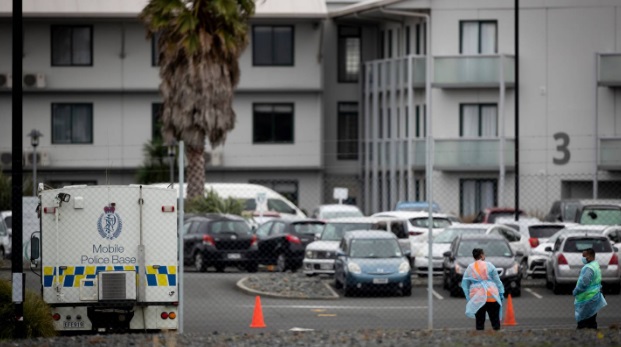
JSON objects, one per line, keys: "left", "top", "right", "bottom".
{"left": 581, "top": 257, "right": 588, "bottom": 265}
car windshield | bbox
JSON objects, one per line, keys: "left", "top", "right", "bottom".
{"left": 292, "top": 222, "right": 325, "bottom": 235}
{"left": 245, "top": 198, "right": 296, "bottom": 215}
{"left": 457, "top": 240, "right": 513, "bottom": 257}
{"left": 528, "top": 225, "right": 565, "bottom": 238}
{"left": 209, "top": 221, "right": 252, "bottom": 236}
{"left": 322, "top": 209, "right": 363, "bottom": 219}
{"left": 4, "top": 216, "right": 11, "bottom": 229}
{"left": 435, "top": 228, "right": 486, "bottom": 243}
{"left": 563, "top": 238, "right": 612, "bottom": 253}
{"left": 579, "top": 208, "right": 621, "bottom": 225}
{"left": 321, "top": 222, "right": 372, "bottom": 241}
{"left": 349, "top": 238, "right": 402, "bottom": 258}
{"left": 410, "top": 217, "right": 451, "bottom": 228}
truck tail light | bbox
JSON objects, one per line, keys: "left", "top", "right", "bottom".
{"left": 161, "top": 206, "right": 175, "bottom": 212}
{"left": 610, "top": 254, "right": 619, "bottom": 265}
{"left": 202, "top": 234, "right": 215, "bottom": 246}
{"left": 558, "top": 254, "right": 568, "bottom": 265}
{"left": 285, "top": 234, "right": 301, "bottom": 244}
{"left": 160, "top": 312, "right": 169, "bottom": 320}
{"left": 529, "top": 237, "right": 540, "bottom": 248}
{"left": 52, "top": 313, "right": 61, "bottom": 321}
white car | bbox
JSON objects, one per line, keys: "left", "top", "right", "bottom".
{"left": 311, "top": 204, "right": 364, "bottom": 220}
{"left": 303, "top": 217, "right": 379, "bottom": 276}
{"left": 371, "top": 211, "right": 452, "bottom": 238}
{"left": 0, "top": 210, "right": 11, "bottom": 258}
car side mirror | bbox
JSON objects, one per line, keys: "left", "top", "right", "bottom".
{"left": 403, "top": 250, "right": 412, "bottom": 258}
{"left": 614, "top": 247, "right": 619, "bottom": 253}
{"left": 443, "top": 251, "right": 452, "bottom": 258}
{"left": 515, "top": 251, "right": 524, "bottom": 258}
{"left": 30, "top": 235, "right": 40, "bottom": 261}
{"left": 545, "top": 246, "right": 552, "bottom": 252}
{"left": 336, "top": 250, "right": 346, "bottom": 258}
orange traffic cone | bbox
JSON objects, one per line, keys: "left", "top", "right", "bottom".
{"left": 250, "top": 296, "right": 266, "bottom": 328}
{"left": 502, "top": 294, "right": 517, "bottom": 326}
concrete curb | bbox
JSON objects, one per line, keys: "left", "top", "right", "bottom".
{"left": 236, "top": 276, "right": 340, "bottom": 300}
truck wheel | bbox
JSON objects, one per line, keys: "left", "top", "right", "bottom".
{"left": 194, "top": 253, "right": 207, "bottom": 272}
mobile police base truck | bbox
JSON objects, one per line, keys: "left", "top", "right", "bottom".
{"left": 31, "top": 185, "right": 179, "bottom": 333}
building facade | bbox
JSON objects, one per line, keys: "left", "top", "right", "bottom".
{"left": 1, "top": 0, "right": 621, "bottom": 217}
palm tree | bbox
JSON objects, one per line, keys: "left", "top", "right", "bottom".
{"left": 140, "top": 0, "right": 255, "bottom": 199}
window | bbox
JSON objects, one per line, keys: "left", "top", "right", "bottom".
{"left": 460, "top": 21, "right": 497, "bottom": 54}
{"left": 387, "top": 30, "right": 393, "bottom": 58}
{"left": 51, "top": 26, "right": 92, "bottom": 66}
{"left": 270, "top": 222, "right": 286, "bottom": 235}
{"left": 255, "top": 222, "right": 272, "bottom": 238}
{"left": 379, "top": 30, "right": 385, "bottom": 59}
{"left": 460, "top": 104, "right": 498, "bottom": 137}
{"left": 405, "top": 26, "right": 411, "bottom": 55}
{"left": 337, "top": 102, "right": 359, "bottom": 160}
{"left": 253, "top": 104, "right": 294, "bottom": 144}
{"left": 338, "top": 26, "right": 361, "bottom": 83}
{"left": 460, "top": 179, "right": 497, "bottom": 216}
{"left": 252, "top": 26, "right": 294, "bottom": 66}
{"left": 151, "top": 32, "right": 161, "bottom": 66}
{"left": 152, "top": 103, "right": 163, "bottom": 140}
{"left": 51, "top": 103, "right": 93, "bottom": 144}
{"left": 415, "top": 105, "right": 426, "bottom": 138}
{"left": 415, "top": 23, "right": 426, "bottom": 55}
{"left": 249, "top": 179, "right": 299, "bottom": 206}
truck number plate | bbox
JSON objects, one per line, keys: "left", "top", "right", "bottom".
{"left": 320, "top": 264, "right": 333, "bottom": 270}
{"left": 373, "top": 278, "right": 389, "bottom": 284}
{"left": 63, "top": 321, "right": 85, "bottom": 328}
{"left": 227, "top": 253, "right": 241, "bottom": 259}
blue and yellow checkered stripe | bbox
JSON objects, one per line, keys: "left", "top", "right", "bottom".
{"left": 43, "top": 265, "right": 176, "bottom": 287}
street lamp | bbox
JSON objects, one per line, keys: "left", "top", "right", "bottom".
{"left": 27, "top": 129, "right": 43, "bottom": 196}
{"left": 166, "top": 138, "right": 178, "bottom": 186}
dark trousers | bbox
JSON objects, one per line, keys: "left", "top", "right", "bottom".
{"left": 475, "top": 301, "right": 501, "bottom": 331}
{"left": 577, "top": 314, "right": 598, "bottom": 329}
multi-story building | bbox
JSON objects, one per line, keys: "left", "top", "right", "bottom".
{"left": 1, "top": 0, "right": 621, "bottom": 217}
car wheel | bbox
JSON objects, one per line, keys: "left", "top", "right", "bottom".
{"left": 607, "top": 283, "right": 621, "bottom": 295}
{"left": 305, "top": 273, "right": 316, "bottom": 277}
{"left": 520, "top": 260, "right": 528, "bottom": 279}
{"left": 245, "top": 262, "right": 258, "bottom": 273}
{"left": 442, "top": 274, "right": 449, "bottom": 290}
{"left": 552, "top": 277, "right": 563, "bottom": 295}
{"left": 215, "top": 264, "right": 225, "bottom": 273}
{"left": 512, "top": 287, "right": 522, "bottom": 298}
{"left": 194, "top": 253, "right": 207, "bottom": 273}
{"left": 546, "top": 272, "right": 553, "bottom": 290}
{"left": 0, "top": 247, "right": 5, "bottom": 259}
{"left": 276, "top": 253, "right": 288, "bottom": 272}
{"left": 343, "top": 281, "right": 354, "bottom": 297}
{"left": 402, "top": 284, "right": 412, "bottom": 297}
{"left": 334, "top": 277, "right": 342, "bottom": 289}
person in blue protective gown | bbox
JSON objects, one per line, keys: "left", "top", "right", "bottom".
{"left": 461, "top": 248, "right": 505, "bottom": 331}
{"left": 573, "top": 248, "right": 607, "bottom": 329}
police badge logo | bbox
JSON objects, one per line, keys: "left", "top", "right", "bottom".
{"left": 97, "top": 204, "right": 123, "bottom": 240}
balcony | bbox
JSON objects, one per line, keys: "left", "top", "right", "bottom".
{"left": 364, "top": 139, "right": 426, "bottom": 170}
{"left": 363, "top": 55, "right": 426, "bottom": 92}
{"left": 599, "top": 137, "right": 621, "bottom": 170}
{"left": 433, "top": 55, "right": 515, "bottom": 89}
{"left": 598, "top": 54, "right": 621, "bottom": 87}
{"left": 434, "top": 138, "right": 515, "bottom": 172}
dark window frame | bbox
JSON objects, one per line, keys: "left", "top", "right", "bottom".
{"left": 337, "top": 102, "right": 359, "bottom": 160}
{"left": 387, "top": 29, "right": 393, "bottom": 58}
{"left": 459, "top": 20, "right": 498, "bottom": 54}
{"left": 459, "top": 178, "right": 498, "bottom": 216}
{"left": 459, "top": 103, "right": 498, "bottom": 137}
{"left": 252, "top": 25, "right": 295, "bottom": 67}
{"left": 337, "top": 26, "right": 362, "bottom": 83}
{"left": 405, "top": 26, "right": 411, "bottom": 55}
{"left": 51, "top": 25, "right": 93, "bottom": 67}
{"left": 252, "top": 103, "right": 295, "bottom": 144}
{"left": 51, "top": 103, "right": 94, "bottom": 144}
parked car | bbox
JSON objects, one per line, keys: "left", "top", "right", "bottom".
{"left": 303, "top": 217, "right": 378, "bottom": 276}
{"left": 394, "top": 201, "right": 441, "bottom": 213}
{"left": 311, "top": 204, "right": 364, "bottom": 220}
{"left": 371, "top": 218, "right": 412, "bottom": 257}
{"left": 183, "top": 214, "right": 259, "bottom": 272}
{"left": 574, "top": 200, "right": 621, "bottom": 225}
{"left": 0, "top": 212, "right": 10, "bottom": 259}
{"left": 544, "top": 199, "right": 582, "bottom": 222}
{"left": 334, "top": 230, "right": 412, "bottom": 297}
{"left": 545, "top": 231, "right": 620, "bottom": 295}
{"left": 371, "top": 211, "right": 452, "bottom": 237}
{"left": 254, "top": 219, "right": 325, "bottom": 272}
{"left": 472, "top": 208, "right": 526, "bottom": 224}
{"left": 442, "top": 234, "right": 524, "bottom": 297}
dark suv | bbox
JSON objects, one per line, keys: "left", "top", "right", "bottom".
{"left": 442, "top": 234, "right": 523, "bottom": 297}
{"left": 254, "top": 219, "right": 325, "bottom": 272}
{"left": 183, "top": 214, "right": 258, "bottom": 272}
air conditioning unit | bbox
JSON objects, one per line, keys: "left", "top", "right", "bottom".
{"left": 98, "top": 271, "right": 136, "bottom": 301}
{"left": 23, "top": 73, "right": 46, "bottom": 88}
{"left": 205, "top": 151, "right": 223, "bottom": 166}
{"left": 0, "top": 152, "right": 12, "bottom": 168}
{"left": 23, "top": 151, "right": 50, "bottom": 167}
{"left": 0, "top": 73, "right": 12, "bottom": 88}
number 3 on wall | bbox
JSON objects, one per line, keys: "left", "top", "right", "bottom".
{"left": 553, "top": 132, "right": 570, "bottom": 165}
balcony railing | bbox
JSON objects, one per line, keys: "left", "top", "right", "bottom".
{"left": 598, "top": 54, "right": 621, "bottom": 87}
{"left": 434, "top": 138, "right": 515, "bottom": 171}
{"left": 599, "top": 137, "right": 621, "bottom": 170}
{"left": 364, "top": 55, "right": 426, "bottom": 91}
{"left": 433, "top": 55, "right": 515, "bottom": 89}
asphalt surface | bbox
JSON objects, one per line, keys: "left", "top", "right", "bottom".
{"left": 2, "top": 267, "right": 620, "bottom": 334}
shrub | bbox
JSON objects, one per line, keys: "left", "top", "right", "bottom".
{"left": 0, "top": 279, "right": 56, "bottom": 339}
{"left": 185, "top": 189, "right": 244, "bottom": 216}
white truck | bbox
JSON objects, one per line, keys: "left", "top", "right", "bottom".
{"left": 31, "top": 185, "right": 179, "bottom": 333}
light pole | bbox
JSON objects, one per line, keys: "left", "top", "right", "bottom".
{"left": 27, "top": 129, "right": 43, "bottom": 196}
{"left": 166, "top": 139, "right": 177, "bottom": 186}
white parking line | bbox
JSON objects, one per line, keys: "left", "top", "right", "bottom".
{"left": 240, "top": 305, "right": 427, "bottom": 310}
{"left": 525, "top": 288, "right": 543, "bottom": 299}
{"left": 428, "top": 288, "right": 444, "bottom": 300}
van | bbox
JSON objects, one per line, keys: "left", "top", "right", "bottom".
{"left": 150, "top": 183, "right": 306, "bottom": 220}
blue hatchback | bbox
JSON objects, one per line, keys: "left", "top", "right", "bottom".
{"left": 334, "top": 230, "right": 412, "bottom": 296}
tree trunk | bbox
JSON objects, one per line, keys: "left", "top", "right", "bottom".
{"left": 186, "top": 147, "right": 205, "bottom": 200}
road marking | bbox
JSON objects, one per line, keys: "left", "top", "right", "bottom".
{"left": 290, "top": 327, "right": 315, "bottom": 331}
{"left": 240, "top": 305, "right": 427, "bottom": 310}
{"left": 311, "top": 309, "right": 326, "bottom": 313}
{"left": 525, "top": 288, "right": 543, "bottom": 299}
{"left": 317, "top": 314, "right": 337, "bottom": 317}
{"left": 428, "top": 288, "right": 444, "bottom": 300}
